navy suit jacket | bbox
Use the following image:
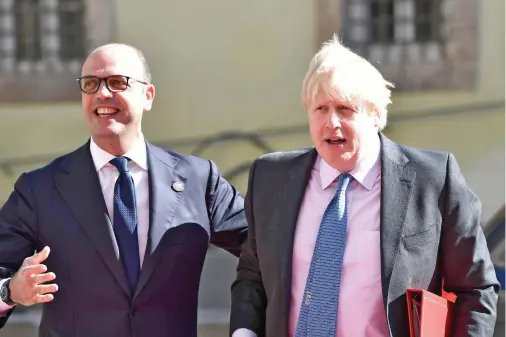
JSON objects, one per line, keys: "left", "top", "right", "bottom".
{"left": 0, "top": 140, "right": 247, "bottom": 337}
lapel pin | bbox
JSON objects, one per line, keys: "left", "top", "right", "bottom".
{"left": 172, "top": 181, "right": 185, "bottom": 192}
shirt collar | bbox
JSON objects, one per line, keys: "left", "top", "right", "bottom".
{"left": 319, "top": 133, "right": 381, "bottom": 191}
{"left": 89, "top": 135, "right": 148, "bottom": 172}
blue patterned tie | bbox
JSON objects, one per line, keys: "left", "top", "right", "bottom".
{"left": 110, "top": 157, "right": 140, "bottom": 294}
{"left": 294, "top": 173, "right": 352, "bottom": 337}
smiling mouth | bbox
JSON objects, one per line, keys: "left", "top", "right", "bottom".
{"left": 95, "top": 107, "right": 119, "bottom": 117}
{"left": 326, "top": 139, "right": 346, "bottom": 145}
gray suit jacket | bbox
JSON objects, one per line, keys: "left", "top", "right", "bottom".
{"left": 230, "top": 134, "right": 500, "bottom": 337}
{"left": 0, "top": 141, "right": 247, "bottom": 337}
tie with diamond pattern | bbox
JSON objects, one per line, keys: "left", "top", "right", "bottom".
{"left": 294, "top": 173, "right": 352, "bottom": 337}
{"left": 109, "top": 156, "right": 140, "bottom": 294}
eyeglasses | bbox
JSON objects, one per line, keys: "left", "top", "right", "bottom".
{"left": 76, "top": 75, "right": 148, "bottom": 94}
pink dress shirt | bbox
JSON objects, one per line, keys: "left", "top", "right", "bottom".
{"left": 234, "top": 135, "right": 389, "bottom": 337}
{"left": 288, "top": 134, "right": 389, "bottom": 337}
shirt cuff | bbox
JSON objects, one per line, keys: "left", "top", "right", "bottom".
{"left": 231, "top": 328, "right": 258, "bottom": 337}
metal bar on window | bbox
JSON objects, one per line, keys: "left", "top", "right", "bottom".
{"left": 342, "top": 0, "right": 370, "bottom": 58}
{"left": 0, "top": 0, "right": 15, "bottom": 74}
{"left": 415, "top": 0, "right": 433, "bottom": 42}
{"left": 429, "top": 0, "right": 442, "bottom": 42}
{"left": 394, "top": 0, "right": 415, "bottom": 43}
{"left": 14, "top": 0, "right": 43, "bottom": 72}
{"left": 39, "top": 0, "right": 59, "bottom": 72}
{"left": 396, "top": 0, "right": 416, "bottom": 63}
{"left": 58, "top": 0, "right": 86, "bottom": 66}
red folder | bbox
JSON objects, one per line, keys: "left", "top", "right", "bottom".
{"left": 406, "top": 288, "right": 456, "bottom": 337}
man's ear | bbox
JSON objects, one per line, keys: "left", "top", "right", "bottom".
{"left": 371, "top": 109, "right": 381, "bottom": 128}
{"left": 143, "top": 84, "right": 155, "bottom": 111}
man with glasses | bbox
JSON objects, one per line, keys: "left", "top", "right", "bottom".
{"left": 0, "top": 43, "right": 247, "bottom": 337}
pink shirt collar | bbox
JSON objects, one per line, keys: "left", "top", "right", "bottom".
{"left": 318, "top": 134, "right": 381, "bottom": 191}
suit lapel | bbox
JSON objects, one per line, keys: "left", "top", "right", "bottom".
{"left": 54, "top": 142, "right": 131, "bottom": 297}
{"left": 276, "top": 148, "right": 317, "bottom": 327}
{"left": 134, "top": 143, "right": 186, "bottom": 298}
{"left": 379, "top": 134, "right": 416, "bottom": 306}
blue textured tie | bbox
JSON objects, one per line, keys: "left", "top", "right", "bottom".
{"left": 110, "top": 157, "right": 140, "bottom": 294}
{"left": 294, "top": 173, "right": 352, "bottom": 337}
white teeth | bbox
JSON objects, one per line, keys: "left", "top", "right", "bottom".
{"left": 96, "top": 107, "right": 118, "bottom": 115}
{"left": 327, "top": 139, "right": 345, "bottom": 144}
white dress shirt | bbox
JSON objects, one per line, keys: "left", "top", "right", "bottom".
{"left": 0, "top": 136, "right": 150, "bottom": 315}
{"left": 89, "top": 136, "right": 150, "bottom": 267}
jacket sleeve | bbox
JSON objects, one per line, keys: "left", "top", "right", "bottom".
{"left": 229, "top": 159, "right": 267, "bottom": 336}
{"left": 0, "top": 173, "right": 39, "bottom": 327}
{"left": 441, "top": 153, "right": 500, "bottom": 336}
{"left": 207, "top": 160, "right": 248, "bottom": 257}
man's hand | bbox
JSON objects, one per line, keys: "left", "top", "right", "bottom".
{"left": 9, "top": 246, "right": 58, "bottom": 306}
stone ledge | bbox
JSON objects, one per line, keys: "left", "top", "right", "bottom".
{"left": 7, "top": 307, "right": 231, "bottom": 326}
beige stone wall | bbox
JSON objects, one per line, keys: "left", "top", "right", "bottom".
{"left": 0, "top": 0, "right": 502, "bottom": 216}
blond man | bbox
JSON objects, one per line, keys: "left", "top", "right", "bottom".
{"left": 229, "top": 37, "right": 499, "bottom": 337}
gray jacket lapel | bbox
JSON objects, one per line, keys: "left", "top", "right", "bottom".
{"left": 275, "top": 148, "right": 317, "bottom": 326}
{"left": 54, "top": 142, "right": 131, "bottom": 297}
{"left": 379, "top": 134, "right": 416, "bottom": 307}
{"left": 134, "top": 143, "right": 187, "bottom": 298}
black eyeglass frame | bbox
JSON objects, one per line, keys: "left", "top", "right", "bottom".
{"left": 76, "top": 75, "right": 149, "bottom": 94}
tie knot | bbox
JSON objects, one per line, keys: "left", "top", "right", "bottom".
{"left": 336, "top": 173, "right": 352, "bottom": 192}
{"left": 110, "top": 156, "right": 130, "bottom": 173}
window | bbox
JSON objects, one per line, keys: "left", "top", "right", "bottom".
{"left": 368, "top": 0, "right": 442, "bottom": 44}
{"left": 0, "top": 0, "right": 114, "bottom": 101}
{"left": 2, "top": 0, "right": 85, "bottom": 73}
{"left": 316, "top": 0, "right": 478, "bottom": 91}
{"left": 343, "top": 0, "right": 443, "bottom": 64}
{"left": 14, "top": 0, "right": 43, "bottom": 63}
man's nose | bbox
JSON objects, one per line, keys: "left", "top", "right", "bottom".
{"left": 96, "top": 81, "right": 113, "bottom": 99}
{"left": 327, "top": 110, "right": 342, "bottom": 128}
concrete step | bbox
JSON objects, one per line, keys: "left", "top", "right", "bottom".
{"left": 0, "top": 308, "right": 231, "bottom": 337}
{"left": 0, "top": 324, "right": 228, "bottom": 337}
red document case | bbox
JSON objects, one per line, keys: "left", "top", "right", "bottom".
{"left": 406, "top": 288, "right": 456, "bottom": 337}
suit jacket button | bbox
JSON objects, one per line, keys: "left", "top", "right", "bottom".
{"left": 172, "top": 181, "right": 185, "bottom": 192}
{"left": 130, "top": 308, "right": 136, "bottom": 316}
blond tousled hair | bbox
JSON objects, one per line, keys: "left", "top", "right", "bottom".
{"left": 301, "top": 36, "right": 394, "bottom": 130}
